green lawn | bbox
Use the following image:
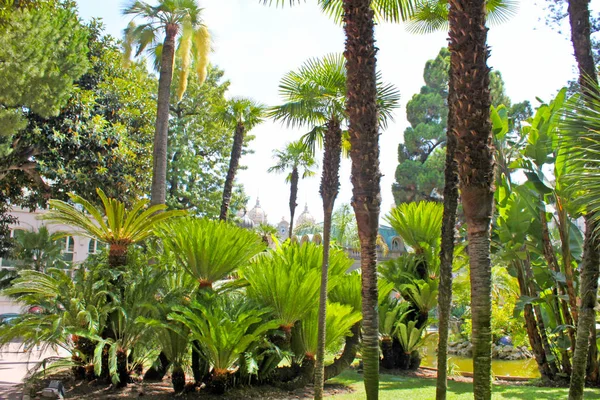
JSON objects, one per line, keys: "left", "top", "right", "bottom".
{"left": 327, "top": 370, "right": 600, "bottom": 399}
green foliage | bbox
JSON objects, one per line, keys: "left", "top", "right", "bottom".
{"left": 329, "top": 270, "right": 395, "bottom": 314}
{"left": 395, "top": 320, "right": 428, "bottom": 354}
{"left": 295, "top": 302, "right": 362, "bottom": 358}
{"left": 11, "top": 226, "right": 66, "bottom": 272}
{"left": 169, "top": 293, "right": 280, "bottom": 374}
{"left": 400, "top": 280, "right": 438, "bottom": 315}
{"left": 4, "top": 22, "right": 157, "bottom": 208}
{"left": 385, "top": 201, "right": 443, "bottom": 252}
{"left": 379, "top": 297, "right": 410, "bottom": 338}
{"left": 158, "top": 217, "right": 265, "bottom": 286}
{"left": 0, "top": 1, "right": 89, "bottom": 145}
{"left": 241, "top": 242, "right": 352, "bottom": 328}
{"left": 268, "top": 140, "right": 317, "bottom": 182}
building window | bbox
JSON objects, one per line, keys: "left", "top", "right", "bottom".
{"left": 60, "top": 236, "right": 75, "bottom": 263}
{"left": 88, "top": 239, "right": 105, "bottom": 255}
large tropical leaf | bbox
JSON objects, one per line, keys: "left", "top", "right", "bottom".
{"left": 384, "top": 201, "right": 443, "bottom": 252}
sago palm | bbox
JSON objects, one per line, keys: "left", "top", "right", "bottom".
{"left": 219, "top": 98, "right": 265, "bottom": 221}
{"left": 169, "top": 294, "right": 280, "bottom": 393}
{"left": 40, "top": 188, "right": 184, "bottom": 268}
{"left": 122, "top": 0, "right": 210, "bottom": 206}
{"left": 267, "top": 141, "right": 317, "bottom": 239}
{"left": 158, "top": 217, "right": 265, "bottom": 288}
{"left": 241, "top": 242, "right": 352, "bottom": 332}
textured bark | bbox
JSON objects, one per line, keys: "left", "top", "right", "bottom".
{"left": 569, "top": 216, "right": 600, "bottom": 399}
{"left": 435, "top": 96, "right": 459, "bottom": 399}
{"left": 325, "top": 323, "right": 361, "bottom": 380}
{"left": 288, "top": 167, "right": 299, "bottom": 239}
{"left": 150, "top": 24, "right": 178, "bottom": 207}
{"left": 171, "top": 365, "right": 185, "bottom": 393}
{"left": 567, "top": 0, "right": 600, "bottom": 397}
{"left": 523, "top": 255, "right": 559, "bottom": 376}
{"left": 314, "top": 119, "right": 342, "bottom": 400}
{"left": 343, "top": 0, "right": 380, "bottom": 397}
{"left": 220, "top": 122, "right": 245, "bottom": 221}
{"left": 448, "top": 1, "right": 494, "bottom": 397}
{"left": 515, "top": 258, "right": 554, "bottom": 380}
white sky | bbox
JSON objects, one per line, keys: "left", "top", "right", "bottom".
{"left": 75, "top": 0, "right": 596, "bottom": 224}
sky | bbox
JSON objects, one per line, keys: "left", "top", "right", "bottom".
{"left": 75, "top": 0, "right": 596, "bottom": 225}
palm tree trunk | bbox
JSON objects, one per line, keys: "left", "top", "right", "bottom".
{"left": 557, "top": 201, "right": 579, "bottom": 327}
{"left": 220, "top": 122, "right": 245, "bottom": 221}
{"left": 150, "top": 24, "right": 178, "bottom": 207}
{"left": 448, "top": 1, "right": 494, "bottom": 398}
{"left": 343, "top": 0, "right": 381, "bottom": 398}
{"left": 435, "top": 95, "right": 459, "bottom": 399}
{"left": 288, "top": 167, "right": 299, "bottom": 239}
{"left": 567, "top": 0, "right": 600, "bottom": 396}
{"left": 315, "top": 119, "right": 342, "bottom": 400}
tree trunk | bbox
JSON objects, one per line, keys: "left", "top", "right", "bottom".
{"left": 288, "top": 167, "right": 299, "bottom": 239}
{"left": 220, "top": 122, "right": 245, "bottom": 221}
{"left": 435, "top": 92, "right": 459, "bottom": 399}
{"left": 515, "top": 259, "right": 555, "bottom": 380}
{"left": 448, "top": 1, "right": 494, "bottom": 398}
{"left": 150, "top": 24, "right": 178, "bottom": 207}
{"left": 325, "top": 323, "right": 361, "bottom": 380}
{"left": 314, "top": 119, "right": 342, "bottom": 400}
{"left": 569, "top": 216, "right": 600, "bottom": 399}
{"left": 557, "top": 200, "right": 579, "bottom": 327}
{"left": 567, "top": 0, "right": 600, "bottom": 397}
{"left": 343, "top": 0, "right": 380, "bottom": 397}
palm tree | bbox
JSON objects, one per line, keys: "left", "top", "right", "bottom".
{"left": 564, "top": 1, "right": 600, "bottom": 398}
{"left": 219, "top": 98, "right": 265, "bottom": 221}
{"left": 122, "top": 0, "right": 210, "bottom": 206}
{"left": 12, "top": 226, "right": 65, "bottom": 272}
{"left": 269, "top": 53, "right": 396, "bottom": 397}
{"left": 447, "top": 1, "right": 495, "bottom": 398}
{"left": 40, "top": 188, "right": 185, "bottom": 269}
{"left": 267, "top": 141, "right": 316, "bottom": 239}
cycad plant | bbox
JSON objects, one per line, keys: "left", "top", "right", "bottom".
{"left": 169, "top": 294, "right": 280, "bottom": 393}
{"left": 158, "top": 217, "right": 265, "bottom": 288}
{"left": 122, "top": 0, "right": 210, "bottom": 205}
{"left": 41, "top": 188, "right": 184, "bottom": 268}
{"left": 241, "top": 242, "right": 352, "bottom": 333}
{"left": 395, "top": 319, "right": 429, "bottom": 370}
{"left": 379, "top": 297, "right": 410, "bottom": 369}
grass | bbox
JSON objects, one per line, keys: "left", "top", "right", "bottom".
{"left": 327, "top": 370, "right": 600, "bottom": 399}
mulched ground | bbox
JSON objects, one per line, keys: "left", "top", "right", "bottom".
{"left": 24, "top": 373, "right": 354, "bottom": 399}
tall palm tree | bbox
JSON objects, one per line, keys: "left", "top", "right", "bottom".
{"left": 40, "top": 188, "right": 185, "bottom": 269}
{"left": 268, "top": 141, "right": 316, "bottom": 239}
{"left": 447, "top": 1, "right": 494, "bottom": 399}
{"left": 565, "top": 2, "right": 600, "bottom": 397}
{"left": 269, "top": 52, "right": 399, "bottom": 398}
{"left": 219, "top": 98, "right": 265, "bottom": 221}
{"left": 122, "top": 0, "right": 210, "bottom": 206}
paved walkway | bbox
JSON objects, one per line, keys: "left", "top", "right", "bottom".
{"left": 0, "top": 342, "right": 69, "bottom": 400}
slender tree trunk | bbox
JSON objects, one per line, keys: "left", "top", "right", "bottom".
{"left": 558, "top": 201, "right": 579, "bottom": 326}
{"left": 314, "top": 119, "right": 342, "bottom": 400}
{"left": 515, "top": 260, "right": 554, "bottom": 380}
{"left": 436, "top": 91, "right": 459, "bottom": 399}
{"left": 541, "top": 208, "right": 573, "bottom": 373}
{"left": 288, "top": 167, "right": 299, "bottom": 239}
{"left": 448, "top": 1, "right": 494, "bottom": 398}
{"left": 324, "top": 323, "right": 360, "bottom": 380}
{"left": 220, "top": 122, "right": 245, "bottom": 221}
{"left": 343, "top": 0, "right": 381, "bottom": 398}
{"left": 567, "top": 0, "right": 600, "bottom": 397}
{"left": 150, "top": 24, "right": 178, "bottom": 207}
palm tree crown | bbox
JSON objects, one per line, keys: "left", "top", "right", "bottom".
{"left": 123, "top": 0, "right": 210, "bottom": 100}
{"left": 268, "top": 140, "right": 317, "bottom": 182}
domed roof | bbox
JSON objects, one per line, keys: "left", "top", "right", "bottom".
{"left": 296, "top": 203, "right": 315, "bottom": 227}
{"left": 247, "top": 198, "right": 267, "bottom": 225}
{"left": 237, "top": 214, "right": 255, "bottom": 229}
